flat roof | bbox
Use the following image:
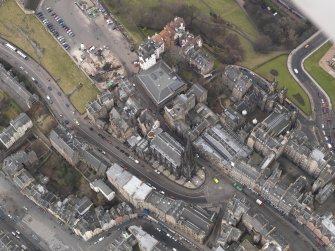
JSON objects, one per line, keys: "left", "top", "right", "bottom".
{"left": 123, "top": 176, "right": 142, "bottom": 196}
{"left": 137, "top": 61, "right": 186, "bottom": 105}
{"left": 133, "top": 183, "right": 152, "bottom": 201}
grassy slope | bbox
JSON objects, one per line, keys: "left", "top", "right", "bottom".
{"left": 103, "top": 0, "right": 284, "bottom": 69}
{"left": 255, "top": 55, "right": 311, "bottom": 115}
{"left": 304, "top": 42, "right": 335, "bottom": 110}
{"left": 0, "top": 0, "right": 98, "bottom": 113}
{"left": 236, "top": 33, "right": 283, "bottom": 69}
{"left": 205, "top": 0, "right": 257, "bottom": 38}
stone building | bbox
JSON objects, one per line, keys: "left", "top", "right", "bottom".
{"left": 107, "top": 108, "right": 134, "bottom": 143}
{"left": 49, "top": 125, "right": 83, "bottom": 166}
{"left": 180, "top": 137, "right": 196, "bottom": 180}
{"left": 137, "top": 60, "right": 187, "bottom": 107}
{"left": 138, "top": 39, "right": 164, "bottom": 70}
{"left": 2, "top": 150, "right": 37, "bottom": 177}
{"left": 247, "top": 108, "right": 294, "bottom": 159}
{"left": 315, "top": 183, "right": 335, "bottom": 204}
{"left": 0, "top": 113, "right": 33, "bottom": 149}
{"left": 138, "top": 17, "right": 185, "bottom": 70}
{"left": 220, "top": 107, "right": 246, "bottom": 130}
{"left": 149, "top": 131, "right": 184, "bottom": 178}
{"left": 223, "top": 65, "right": 280, "bottom": 113}
{"left": 86, "top": 91, "right": 113, "bottom": 123}
{"left": 194, "top": 124, "right": 252, "bottom": 168}
{"left": 284, "top": 131, "right": 327, "bottom": 177}
{"left": 86, "top": 100, "right": 108, "bottom": 123}
{"left": 183, "top": 46, "right": 214, "bottom": 75}
{"left": 97, "top": 91, "right": 114, "bottom": 110}
{"left": 186, "top": 83, "right": 208, "bottom": 103}
{"left": 223, "top": 65, "right": 252, "bottom": 101}
{"left": 90, "top": 179, "right": 115, "bottom": 201}
{"left": 163, "top": 93, "right": 195, "bottom": 132}
{"left": 137, "top": 109, "right": 159, "bottom": 136}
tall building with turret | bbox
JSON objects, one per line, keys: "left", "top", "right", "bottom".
{"left": 181, "top": 137, "right": 196, "bottom": 180}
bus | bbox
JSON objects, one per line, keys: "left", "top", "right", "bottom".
{"left": 5, "top": 42, "right": 17, "bottom": 51}
{"left": 16, "top": 50, "right": 27, "bottom": 60}
{"left": 285, "top": 98, "right": 296, "bottom": 110}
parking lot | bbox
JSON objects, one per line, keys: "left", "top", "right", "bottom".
{"left": 0, "top": 229, "right": 23, "bottom": 251}
{"left": 38, "top": 0, "right": 138, "bottom": 75}
{"left": 35, "top": 10, "right": 71, "bottom": 51}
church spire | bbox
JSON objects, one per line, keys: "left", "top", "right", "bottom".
{"left": 181, "top": 137, "right": 196, "bottom": 180}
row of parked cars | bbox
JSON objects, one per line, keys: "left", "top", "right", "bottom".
{"left": 36, "top": 11, "right": 70, "bottom": 51}
{"left": 49, "top": 9, "right": 75, "bottom": 38}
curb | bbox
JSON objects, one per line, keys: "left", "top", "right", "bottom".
{"left": 287, "top": 51, "right": 315, "bottom": 121}
{"left": 301, "top": 41, "right": 331, "bottom": 107}
{"left": 287, "top": 32, "right": 329, "bottom": 120}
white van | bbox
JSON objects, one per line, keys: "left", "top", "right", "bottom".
{"left": 294, "top": 68, "right": 299, "bottom": 74}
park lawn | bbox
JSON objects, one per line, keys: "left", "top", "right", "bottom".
{"left": 0, "top": 0, "right": 98, "bottom": 113}
{"left": 255, "top": 55, "right": 312, "bottom": 115}
{"left": 204, "top": 0, "right": 258, "bottom": 38}
{"left": 304, "top": 42, "right": 335, "bottom": 110}
{"left": 70, "top": 88, "right": 98, "bottom": 114}
{"left": 237, "top": 34, "right": 284, "bottom": 69}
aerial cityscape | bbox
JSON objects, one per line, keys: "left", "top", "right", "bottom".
{"left": 0, "top": 0, "right": 335, "bottom": 251}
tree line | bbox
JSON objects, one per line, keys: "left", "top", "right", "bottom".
{"left": 106, "top": 0, "right": 245, "bottom": 64}
{"left": 244, "top": 0, "right": 316, "bottom": 52}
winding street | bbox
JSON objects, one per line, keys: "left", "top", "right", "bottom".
{"left": 0, "top": 36, "right": 321, "bottom": 250}
{"left": 288, "top": 32, "right": 335, "bottom": 147}
{"left": 0, "top": 37, "right": 208, "bottom": 203}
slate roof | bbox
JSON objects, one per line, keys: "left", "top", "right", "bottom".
{"left": 137, "top": 61, "right": 186, "bottom": 105}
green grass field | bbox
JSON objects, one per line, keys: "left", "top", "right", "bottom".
{"left": 304, "top": 42, "right": 335, "bottom": 110}
{"left": 0, "top": 0, "right": 98, "bottom": 113}
{"left": 103, "top": 0, "right": 283, "bottom": 69}
{"left": 237, "top": 33, "right": 283, "bottom": 69}
{"left": 255, "top": 55, "right": 312, "bottom": 115}
{"left": 204, "top": 0, "right": 257, "bottom": 38}
{"left": 0, "top": 90, "right": 21, "bottom": 129}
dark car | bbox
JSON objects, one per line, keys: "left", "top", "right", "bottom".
{"left": 48, "top": 86, "right": 52, "bottom": 91}
{"left": 98, "top": 133, "right": 105, "bottom": 139}
{"left": 57, "top": 92, "right": 61, "bottom": 96}
{"left": 65, "top": 103, "right": 70, "bottom": 107}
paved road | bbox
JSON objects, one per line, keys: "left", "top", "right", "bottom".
{"left": 0, "top": 38, "right": 209, "bottom": 204}
{"left": 244, "top": 190, "right": 322, "bottom": 251}
{"left": 0, "top": 37, "right": 322, "bottom": 250}
{"left": 288, "top": 32, "right": 335, "bottom": 150}
{"left": 0, "top": 209, "right": 41, "bottom": 251}
{"left": 0, "top": 172, "right": 90, "bottom": 251}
